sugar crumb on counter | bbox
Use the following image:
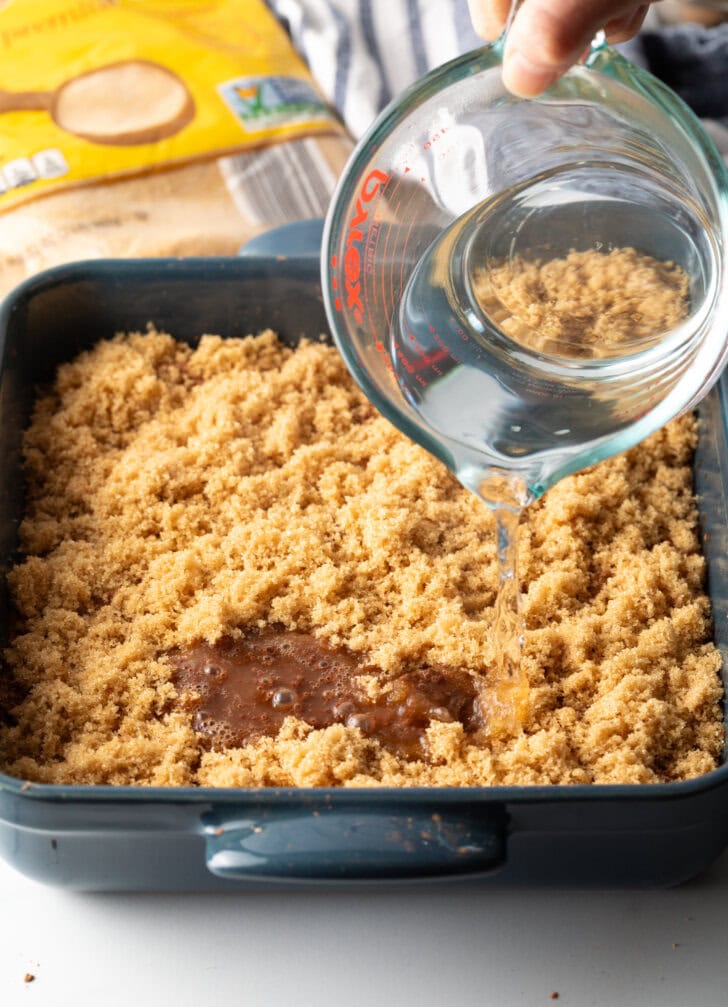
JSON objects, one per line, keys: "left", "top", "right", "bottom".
{"left": 0, "top": 329, "right": 722, "bottom": 787}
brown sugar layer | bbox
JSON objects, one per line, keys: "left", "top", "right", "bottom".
{"left": 172, "top": 629, "right": 478, "bottom": 760}
{"left": 0, "top": 328, "right": 723, "bottom": 787}
{"left": 473, "top": 248, "right": 690, "bottom": 357}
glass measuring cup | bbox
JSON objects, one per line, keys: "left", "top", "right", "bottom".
{"left": 322, "top": 34, "right": 728, "bottom": 504}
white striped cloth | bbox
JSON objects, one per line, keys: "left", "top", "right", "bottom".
{"left": 264, "top": 1, "right": 728, "bottom": 159}
{"left": 264, "top": 0, "right": 482, "bottom": 137}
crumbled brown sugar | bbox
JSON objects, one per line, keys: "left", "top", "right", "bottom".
{"left": 474, "top": 248, "right": 690, "bottom": 355}
{"left": 0, "top": 327, "right": 722, "bottom": 787}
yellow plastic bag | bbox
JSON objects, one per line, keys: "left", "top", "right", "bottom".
{"left": 0, "top": 0, "right": 352, "bottom": 293}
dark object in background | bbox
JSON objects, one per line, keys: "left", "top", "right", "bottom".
{"left": 624, "top": 25, "right": 728, "bottom": 126}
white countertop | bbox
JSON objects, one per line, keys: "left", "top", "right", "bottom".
{"left": 2, "top": 847, "right": 728, "bottom": 1006}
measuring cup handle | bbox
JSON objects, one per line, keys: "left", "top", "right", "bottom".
{"left": 588, "top": 30, "right": 608, "bottom": 54}
{"left": 0, "top": 89, "right": 52, "bottom": 114}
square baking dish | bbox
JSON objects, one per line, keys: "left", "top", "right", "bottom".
{"left": 1, "top": 244, "right": 727, "bottom": 892}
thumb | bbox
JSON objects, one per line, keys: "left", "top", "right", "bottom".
{"left": 502, "top": 0, "right": 643, "bottom": 97}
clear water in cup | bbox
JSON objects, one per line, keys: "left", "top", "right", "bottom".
{"left": 392, "top": 160, "right": 719, "bottom": 503}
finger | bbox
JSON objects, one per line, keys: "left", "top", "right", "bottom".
{"left": 503, "top": 0, "right": 641, "bottom": 97}
{"left": 467, "top": 0, "right": 513, "bottom": 40}
{"left": 605, "top": 3, "right": 649, "bottom": 41}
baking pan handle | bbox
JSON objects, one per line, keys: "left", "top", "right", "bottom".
{"left": 203, "top": 804, "right": 506, "bottom": 881}
{"left": 237, "top": 219, "right": 324, "bottom": 261}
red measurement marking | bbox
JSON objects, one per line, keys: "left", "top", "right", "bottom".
{"left": 398, "top": 197, "right": 419, "bottom": 326}
{"left": 378, "top": 171, "right": 407, "bottom": 328}
{"left": 334, "top": 297, "right": 342, "bottom": 311}
{"left": 449, "top": 315, "right": 470, "bottom": 342}
{"left": 332, "top": 276, "right": 338, "bottom": 290}
{"left": 422, "top": 126, "right": 447, "bottom": 150}
{"left": 411, "top": 348, "right": 450, "bottom": 373}
{"left": 331, "top": 255, "right": 337, "bottom": 268}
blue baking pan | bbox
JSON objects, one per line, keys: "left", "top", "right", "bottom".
{"left": 0, "top": 232, "right": 727, "bottom": 891}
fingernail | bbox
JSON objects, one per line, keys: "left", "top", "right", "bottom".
{"left": 502, "top": 49, "right": 561, "bottom": 98}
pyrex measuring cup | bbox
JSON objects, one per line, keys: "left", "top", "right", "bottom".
{"left": 322, "top": 34, "right": 728, "bottom": 503}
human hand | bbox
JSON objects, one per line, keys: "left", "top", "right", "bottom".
{"left": 468, "top": 0, "right": 651, "bottom": 97}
